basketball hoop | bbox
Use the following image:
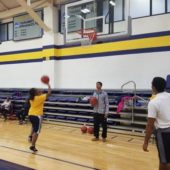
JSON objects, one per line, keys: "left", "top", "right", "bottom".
{"left": 77, "top": 28, "right": 97, "bottom": 46}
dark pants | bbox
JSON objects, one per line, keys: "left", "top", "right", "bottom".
{"left": 93, "top": 113, "right": 107, "bottom": 139}
{"left": 17, "top": 110, "right": 26, "bottom": 122}
{"left": 0, "top": 107, "right": 9, "bottom": 120}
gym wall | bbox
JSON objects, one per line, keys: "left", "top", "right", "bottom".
{"left": 0, "top": 5, "right": 169, "bottom": 89}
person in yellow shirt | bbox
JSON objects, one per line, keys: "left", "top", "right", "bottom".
{"left": 28, "top": 83, "right": 51, "bottom": 152}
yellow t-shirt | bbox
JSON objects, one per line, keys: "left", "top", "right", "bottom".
{"left": 29, "top": 94, "right": 47, "bottom": 116}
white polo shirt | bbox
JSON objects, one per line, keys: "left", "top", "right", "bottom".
{"left": 148, "top": 92, "right": 170, "bottom": 129}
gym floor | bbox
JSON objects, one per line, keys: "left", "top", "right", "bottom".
{"left": 0, "top": 119, "right": 158, "bottom": 170}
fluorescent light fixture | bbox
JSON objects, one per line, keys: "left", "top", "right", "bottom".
{"left": 109, "top": 0, "right": 116, "bottom": 6}
{"left": 81, "top": 8, "right": 90, "bottom": 14}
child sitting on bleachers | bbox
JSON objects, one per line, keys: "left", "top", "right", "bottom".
{"left": 0, "top": 97, "right": 12, "bottom": 121}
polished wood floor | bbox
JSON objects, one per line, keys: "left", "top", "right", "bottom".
{"left": 0, "top": 119, "right": 159, "bottom": 170}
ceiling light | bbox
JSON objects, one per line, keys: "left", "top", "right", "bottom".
{"left": 81, "top": 8, "right": 90, "bottom": 14}
{"left": 109, "top": 0, "right": 116, "bottom": 6}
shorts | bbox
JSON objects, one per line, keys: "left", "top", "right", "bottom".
{"left": 29, "top": 115, "right": 42, "bottom": 134}
{"left": 154, "top": 127, "right": 170, "bottom": 163}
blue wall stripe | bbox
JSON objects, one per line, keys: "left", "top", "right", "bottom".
{"left": 0, "top": 48, "right": 43, "bottom": 56}
{"left": 0, "top": 59, "right": 43, "bottom": 65}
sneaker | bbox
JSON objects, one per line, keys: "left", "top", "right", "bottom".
{"left": 102, "top": 138, "right": 107, "bottom": 142}
{"left": 23, "top": 121, "right": 26, "bottom": 124}
{"left": 29, "top": 146, "right": 38, "bottom": 152}
{"left": 91, "top": 137, "right": 99, "bottom": 141}
{"left": 28, "top": 136, "right": 32, "bottom": 143}
{"left": 19, "top": 121, "right": 23, "bottom": 125}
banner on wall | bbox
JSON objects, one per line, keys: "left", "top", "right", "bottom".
{"left": 14, "top": 11, "right": 43, "bottom": 41}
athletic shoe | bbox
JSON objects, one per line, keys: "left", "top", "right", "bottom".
{"left": 29, "top": 146, "right": 38, "bottom": 152}
{"left": 23, "top": 121, "right": 26, "bottom": 124}
{"left": 91, "top": 137, "right": 99, "bottom": 141}
{"left": 19, "top": 121, "right": 23, "bottom": 125}
{"left": 102, "top": 138, "right": 107, "bottom": 142}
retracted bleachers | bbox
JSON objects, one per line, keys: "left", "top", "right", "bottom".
{"left": 0, "top": 88, "right": 152, "bottom": 136}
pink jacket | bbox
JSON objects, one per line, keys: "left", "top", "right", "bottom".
{"left": 117, "top": 96, "right": 133, "bottom": 113}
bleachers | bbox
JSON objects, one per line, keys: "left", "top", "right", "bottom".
{"left": 0, "top": 88, "right": 152, "bottom": 136}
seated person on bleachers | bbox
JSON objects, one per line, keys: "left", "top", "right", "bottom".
{"left": 0, "top": 97, "right": 12, "bottom": 121}
{"left": 17, "top": 99, "right": 30, "bottom": 125}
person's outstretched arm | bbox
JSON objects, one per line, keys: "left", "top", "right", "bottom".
{"left": 46, "top": 83, "right": 52, "bottom": 98}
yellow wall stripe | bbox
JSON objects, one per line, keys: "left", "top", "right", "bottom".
{"left": 56, "top": 36, "right": 170, "bottom": 57}
{"left": 0, "top": 35, "right": 169, "bottom": 62}
{"left": 0, "top": 51, "right": 43, "bottom": 62}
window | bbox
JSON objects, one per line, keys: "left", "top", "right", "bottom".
{"left": 104, "top": 0, "right": 124, "bottom": 23}
{"left": 8, "top": 23, "right": 13, "bottom": 40}
{"left": 168, "top": 0, "right": 170, "bottom": 12}
{"left": 0, "top": 22, "right": 14, "bottom": 42}
{"left": 130, "top": 0, "right": 150, "bottom": 18}
{"left": 0, "top": 24, "right": 8, "bottom": 42}
{"left": 103, "top": 0, "right": 109, "bottom": 18}
{"left": 114, "top": 0, "right": 124, "bottom": 21}
{"left": 60, "top": 5, "right": 65, "bottom": 33}
{"left": 152, "top": 0, "right": 165, "bottom": 15}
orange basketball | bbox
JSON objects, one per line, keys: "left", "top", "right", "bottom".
{"left": 89, "top": 97, "right": 98, "bottom": 107}
{"left": 87, "top": 127, "right": 94, "bottom": 134}
{"left": 41, "top": 75, "right": 49, "bottom": 84}
{"left": 81, "top": 125, "right": 87, "bottom": 133}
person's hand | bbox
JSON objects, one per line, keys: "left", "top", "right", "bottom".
{"left": 143, "top": 142, "right": 149, "bottom": 152}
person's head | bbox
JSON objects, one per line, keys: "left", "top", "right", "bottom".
{"left": 152, "top": 77, "right": 166, "bottom": 94}
{"left": 29, "top": 88, "right": 41, "bottom": 100}
{"left": 36, "top": 89, "right": 43, "bottom": 95}
{"left": 96, "top": 82, "right": 103, "bottom": 90}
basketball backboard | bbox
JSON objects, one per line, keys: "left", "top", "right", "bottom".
{"left": 64, "top": 0, "right": 131, "bottom": 45}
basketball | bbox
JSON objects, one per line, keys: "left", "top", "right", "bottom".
{"left": 89, "top": 96, "right": 98, "bottom": 107}
{"left": 41, "top": 75, "right": 49, "bottom": 84}
{"left": 81, "top": 125, "right": 87, "bottom": 133}
{"left": 87, "top": 127, "right": 94, "bottom": 134}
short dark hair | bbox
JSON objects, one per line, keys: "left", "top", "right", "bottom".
{"left": 29, "top": 88, "right": 37, "bottom": 100}
{"left": 152, "top": 77, "right": 166, "bottom": 93}
{"left": 97, "top": 82, "right": 103, "bottom": 86}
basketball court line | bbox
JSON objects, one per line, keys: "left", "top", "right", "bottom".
{"left": 43, "top": 124, "right": 144, "bottom": 145}
{"left": 0, "top": 145, "right": 100, "bottom": 170}
{"left": 111, "top": 136, "right": 118, "bottom": 139}
{"left": 127, "top": 138, "right": 134, "bottom": 142}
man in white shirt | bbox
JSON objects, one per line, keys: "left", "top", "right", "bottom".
{"left": 143, "top": 77, "right": 170, "bottom": 170}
